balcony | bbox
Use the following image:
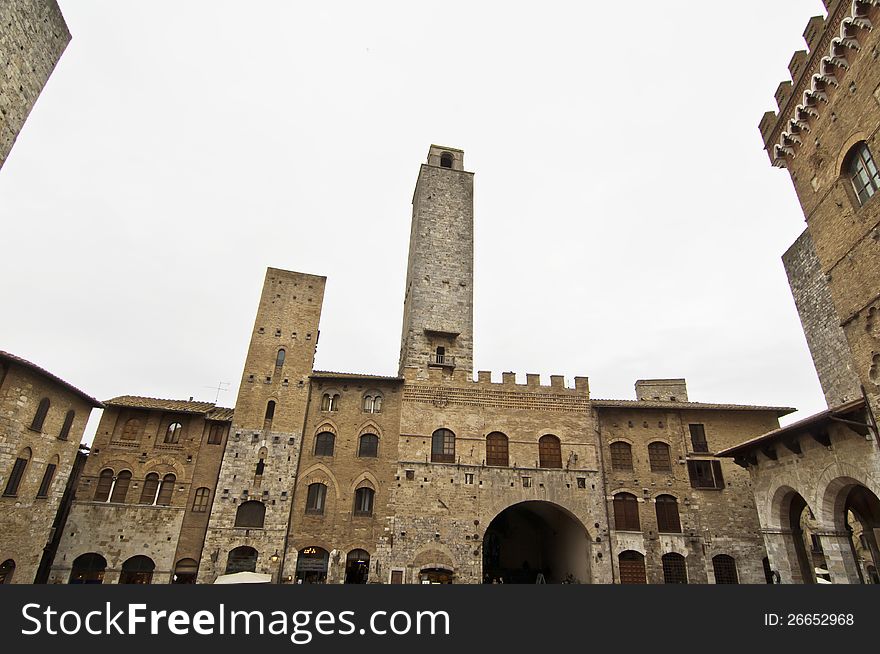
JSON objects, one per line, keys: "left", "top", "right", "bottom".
{"left": 429, "top": 354, "right": 456, "bottom": 368}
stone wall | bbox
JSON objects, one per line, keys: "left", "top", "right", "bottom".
{"left": 783, "top": 230, "right": 862, "bottom": 407}
{"left": 0, "top": 358, "right": 96, "bottom": 583}
{"left": 0, "top": 0, "right": 70, "bottom": 169}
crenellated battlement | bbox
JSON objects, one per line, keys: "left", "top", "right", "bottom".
{"left": 402, "top": 365, "right": 589, "bottom": 396}
{"left": 758, "top": 0, "right": 878, "bottom": 168}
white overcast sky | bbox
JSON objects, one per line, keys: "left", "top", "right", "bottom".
{"left": 1, "top": 0, "right": 830, "bottom": 443}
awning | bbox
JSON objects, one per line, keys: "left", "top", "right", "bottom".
{"left": 213, "top": 571, "right": 272, "bottom": 584}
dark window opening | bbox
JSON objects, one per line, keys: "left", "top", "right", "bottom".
{"left": 440, "top": 152, "right": 453, "bottom": 168}
{"left": 58, "top": 410, "right": 75, "bottom": 441}
{"left": 306, "top": 483, "right": 327, "bottom": 515}
{"left": 36, "top": 463, "right": 57, "bottom": 498}
{"left": 314, "top": 432, "right": 335, "bottom": 456}
{"left": 686, "top": 460, "right": 725, "bottom": 489}
{"left": 31, "top": 398, "right": 50, "bottom": 432}
{"left": 655, "top": 495, "right": 682, "bottom": 533}
{"left": 354, "top": 487, "right": 374, "bottom": 516}
{"left": 358, "top": 433, "right": 379, "bottom": 458}
{"left": 689, "top": 424, "right": 709, "bottom": 453}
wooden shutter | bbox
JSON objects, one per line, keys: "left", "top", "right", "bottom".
{"left": 711, "top": 460, "right": 725, "bottom": 489}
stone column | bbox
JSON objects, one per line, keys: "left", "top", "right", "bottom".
{"left": 761, "top": 528, "right": 801, "bottom": 584}
{"left": 816, "top": 530, "right": 862, "bottom": 584}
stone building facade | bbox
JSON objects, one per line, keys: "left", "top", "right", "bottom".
{"left": 49, "top": 396, "right": 231, "bottom": 584}
{"left": 0, "top": 0, "right": 70, "bottom": 170}
{"left": 0, "top": 351, "right": 102, "bottom": 584}
{"left": 6, "top": 148, "right": 793, "bottom": 584}
{"left": 724, "top": 0, "right": 880, "bottom": 584}
{"left": 184, "top": 146, "right": 789, "bottom": 585}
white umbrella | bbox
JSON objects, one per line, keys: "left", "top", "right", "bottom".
{"left": 213, "top": 571, "right": 272, "bottom": 584}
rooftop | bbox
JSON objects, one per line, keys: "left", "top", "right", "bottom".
{"left": 0, "top": 350, "right": 103, "bottom": 408}
{"left": 105, "top": 395, "right": 233, "bottom": 418}
{"left": 717, "top": 398, "right": 868, "bottom": 457}
{"left": 591, "top": 399, "right": 795, "bottom": 415}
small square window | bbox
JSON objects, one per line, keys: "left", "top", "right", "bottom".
{"left": 405, "top": 470, "right": 415, "bottom": 481}
{"left": 522, "top": 477, "right": 532, "bottom": 488}
{"left": 577, "top": 477, "right": 586, "bottom": 489}
{"left": 464, "top": 473, "right": 474, "bottom": 485}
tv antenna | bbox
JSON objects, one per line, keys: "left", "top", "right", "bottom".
{"left": 204, "top": 381, "right": 231, "bottom": 404}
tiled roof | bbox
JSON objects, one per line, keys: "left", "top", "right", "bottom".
{"left": 717, "top": 398, "right": 866, "bottom": 457}
{"left": 591, "top": 399, "right": 795, "bottom": 416}
{"left": 0, "top": 351, "right": 103, "bottom": 408}
{"left": 105, "top": 395, "right": 232, "bottom": 417}
{"left": 206, "top": 407, "right": 234, "bottom": 422}
{"left": 312, "top": 370, "right": 404, "bottom": 381}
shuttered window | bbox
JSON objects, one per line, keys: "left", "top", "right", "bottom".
{"left": 655, "top": 495, "right": 682, "bottom": 533}
{"left": 613, "top": 493, "right": 640, "bottom": 531}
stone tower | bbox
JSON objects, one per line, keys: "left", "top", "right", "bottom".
{"left": 198, "top": 268, "right": 326, "bottom": 582}
{"left": 0, "top": 0, "right": 71, "bottom": 170}
{"left": 398, "top": 145, "right": 474, "bottom": 377}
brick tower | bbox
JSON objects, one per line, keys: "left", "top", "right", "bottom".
{"left": 398, "top": 145, "right": 475, "bottom": 377}
{"left": 198, "top": 268, "right": 326, "bottom": 582}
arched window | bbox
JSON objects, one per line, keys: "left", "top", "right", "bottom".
{"left": 613, "top": 492, "right": 640, "bottom": 531}
{"left": 121, "top": 418, "right": 141, "bottom": 440}
{"left": 363, "top": 394, "right": 383, "bottom": 413}
{"left": 235, "top": 500, "right": 266, "bottom": 528}
{"left": 306, "top": 483, "right": 327, "bottom": 515}
{"left": 440, "top": 152, "right": 454, "bottom": 168}
{"left": 275, "top": 349, "right": 286, "bottom": 367}
{"left": 110, "top": 470, "right": 132, "bottom": 503}
{"left": 36, "top": 458, "right": 58, "bottom": 498}
{"left": 192, "top": 487, "right": 211, "bottom": 512}
{"left": 139, "top": 473, "right": 160, "bottom": 504}
{"left": 618, "top": 551, "right": 646, "bottom": 584}
{"left": 844, "top": 142, "right": 879, "bottom": 205}
{"left": 3, "top": 448, "right": 31, "bottom": 497}
{"left": 354, "top": 487, "right": 375, "bottom": 516}
{"left": 164, "top": 422, "right": 183, "bottom": 444}
{"left": 265, "top": 400, "right": 276, "bottom": 422}
{"left": 321, "top": 393, "right": 340, "bottom": 411}
{"left": 156, "top": 473, "right": 176, "bottom": 505}
{"left": 486, "top": 432, "right": 509, "bottom": 467}
{"left": 539, "top": 434, "right": 562, "bottom": 468}
{"left": 314, "top": 432, "right": 335, "bottom": 456}
{"left": 94, "top": 468, "right": 114, "bottom": 502}
{"left": 358, "top": 433, "right": 379, "bottom": 458}
{"left": 225, "top": 546, "right": 258, "bottom": 574}
{"left": 30, "top": 398, "right": 50, "bottom": 432}
{"left": 712, "top": 554, "right": 739, "bottom": 584}
{"left": 69, "top": 553, "right": 106, "bottom": 584}
{"left": 119, "top": 555, "right": 155, "bottom": 584}
{"left": 431, "top": 428, "right": 455, "bottom": 463}
{"left": 610, "top": 442, "right": 633, "bottom": 471}
{"left": 0, "top": 559, "right": 14, "bottom": 584}
{"left": 648, "top": 442, "right": 671, "bottom": 472}
{"left": 58, "top": 410, "right": 75, "bottom": 440}
{"left": 662, "top": 552, "right": 688, "bottom": 584}
{"left": 655, "top": 495, "right": 681, "bottom": 533}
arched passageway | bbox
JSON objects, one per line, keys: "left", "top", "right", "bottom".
{"left": 482, "top": 501, "right": 591, "bottom": 584}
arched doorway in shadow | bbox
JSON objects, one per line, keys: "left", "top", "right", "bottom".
{"left": 781, "top": 491, "right": 816, "bottom": 584}
{"left": 119, "top": 555, "right": 155, "bottom": 584}
{"left": 482, "top": 500, "right": 591, "bottom": 584}
{"left": 344, "top": 549, "right": 370, "bottom": 584}
{"left": 225, "top": 546, "right": 258, "bottom": 574}
{"left": 838, "top": 483, "right": 880, "bottom": 583}
{"left": 295, "top": 547, "right": 329, "bottom": 584}
{"left": 0, "top": 559, "right": 14, "bottom": 584}
{"left": 69, "top": 553, "right": 107, "bottom": 584}
{"left": 419, "top": 568, "right": 453, "bottom": 584}
{"left": 173, "top": 558, "right": 198, "bottom": 584}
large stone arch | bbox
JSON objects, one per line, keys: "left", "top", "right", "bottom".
{"left": 481, "top": 499, "right": 592, "bottom": 584}
{"left": 814, "top": 461, "right": 880, "bottom": 530}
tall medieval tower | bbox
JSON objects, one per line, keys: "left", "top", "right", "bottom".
{"left": 398, "top": 145, "right": 475, "bottom": 377}
{"left": 198, "top": 268, "right": 326, "bottom": 582}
